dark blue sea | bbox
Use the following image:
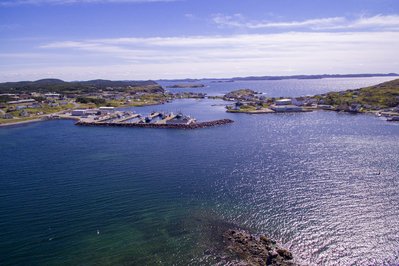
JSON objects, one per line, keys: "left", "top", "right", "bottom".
{"left": 1, "top": 77, "right": 399, "bottom": 265}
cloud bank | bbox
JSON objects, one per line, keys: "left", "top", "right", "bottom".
{"left": 212, "top": 14, "right": 399, "bottom": 31}
{"left": 1, "top": 30, "right": 398, "bottom": 81}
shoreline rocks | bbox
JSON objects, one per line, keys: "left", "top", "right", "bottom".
{"left": 221, "top": 229, "right": 297, "bottom": 266}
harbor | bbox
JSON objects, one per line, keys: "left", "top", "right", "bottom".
{"left": 56, "top": 107, "right": 234, "bottom": 129}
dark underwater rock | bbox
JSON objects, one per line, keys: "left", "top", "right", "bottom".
{"left": 221, "top": 229, "right": 298, "bottom": 266}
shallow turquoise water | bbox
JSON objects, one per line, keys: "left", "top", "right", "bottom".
{"left": 1, "top": 78, "right": 399, "bottom": 265}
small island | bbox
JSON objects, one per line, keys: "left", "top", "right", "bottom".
{"left": 166, "top": 83, "right": 205, "bottom": 89}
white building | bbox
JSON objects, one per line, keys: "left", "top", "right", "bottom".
{"left": 72, "top": 109, "right": 87, "bottom": 116}
{"left": 275, "top": 99, "right": 292, "bottom": 105}
{"left": 99, "top": 107, "right": 115, "bottom": 114}
{"left": 44, "top": 93, "right": 61, "bottom": 99}
{"left": 7, "top": 99, "right": 36, "bottom": 105}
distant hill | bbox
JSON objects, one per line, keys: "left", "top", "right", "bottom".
{"left": 232, "top": 73, "right": 399, "bottom": 81}
{"left": 316, "top": 78, "right": 399, "bottom": 109}
{"left": 0, "top": 79, "right": 160, "bottom": 94}
{"left": 159, "top": 73, "right": 399, "bottom": 83}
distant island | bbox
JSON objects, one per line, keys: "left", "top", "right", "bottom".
{"left": 0, "top": 78, "right": 161, "bottom": 94}
{"left": 159, "top": 73, "right": 398, "bottom": 83}
{"left": 230, "top": 73, "right": 399, "bottom": 81}
{"left": 166, "top": 83, "right": 205, "bottom": 89}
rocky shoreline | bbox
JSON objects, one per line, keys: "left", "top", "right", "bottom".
{"left": 220, "top": 230, "right": 297, "bottom": 266}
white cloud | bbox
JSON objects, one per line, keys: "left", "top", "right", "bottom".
{"left": 0, "top": 31, "right": 394, "bottom": 81}
{"left": 213, "top": 14, "right": 346, "bottom": 30}
{"left": 212, "top": 14, "right": 399, "bottom": 31}
{"left": 337, "top": 15, "right": 399, "bottom": 30}
{"left": 0, "top": 0, "right": 177, "bottom": 6}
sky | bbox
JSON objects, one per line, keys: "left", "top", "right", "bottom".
{"left": 0, "top": 0, "right": 399, "bottom": 81}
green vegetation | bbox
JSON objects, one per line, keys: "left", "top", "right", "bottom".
{"left": 237, "top": 105, "right": 256, "bottom": 111}
{"left": 76, "top": 97, "right": 106, "bottom": 106}
{"left": 166, "top": 84, "right": 205, "bottom": 88}
{"left": 0, "top": 103, "right": 75, "bottom": 125}
{"left": 224, "top": 89, "right": 256, "bottom": 100}
{"left": 0, "top": 79, "right": 163, "bottom": 94}
{"left": 316, "top": 78, "right": 399, "bottom": 110}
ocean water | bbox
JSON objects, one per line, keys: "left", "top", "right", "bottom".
{"left": 160, "top": 76, "right": 397, "bottom": 96}
{"left": 1, "top": 78, "right": 399, "bottom": 265}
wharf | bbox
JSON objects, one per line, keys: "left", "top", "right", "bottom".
{"left": 155, "top": 113, "right": 177, "bottom": 124}
{"left": 113, "top": 114, "right": 140, "bottom": 123}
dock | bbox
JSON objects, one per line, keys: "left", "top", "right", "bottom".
{"left": 113, "top": 114, "right": 140, "bottom": 123}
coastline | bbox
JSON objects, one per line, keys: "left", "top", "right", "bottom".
{"left": 0, "top": 118, "right": 45, "bottom": 127}
{"left": 1, "top": 104, "right": 397, "bottom": 128}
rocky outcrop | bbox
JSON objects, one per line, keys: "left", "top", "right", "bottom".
{"left": 221, "top": 230, "right": 297, "bottom": 266}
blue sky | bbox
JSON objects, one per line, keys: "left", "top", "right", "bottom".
{"left": 0, "top": 0, "right": 399, "bottom": 81}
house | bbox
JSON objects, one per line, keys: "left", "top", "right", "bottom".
{"left": 72, "top": 109, "right": 87, "bottom": 116}
{"left": 2, "top": 113, "right": 13, "bottom": 119}
{"left": 275, "top": 99, "right": 292, "bottom": 105}
{"left": 292, "top": 97, "right": 306, "bottom": 106}
{"left": 85, "top": 109, "right": 100, "bottom": 115}
{"left": 0, "top": 93, "right": 18, "bottom": 100}
{"left": 99, "top": 106, "right": 115, "bottom": 114}
{"left": 7, "top": 99, "right": 36, "bottom": 105}
{"left": 44, "top": 93, "right": 61, "bottom": 99}
{"left": 16, "top": 105, "right": 27, "bottom": 110}
{"left": 19, "top": 110, "right": 30, "bottom": 117}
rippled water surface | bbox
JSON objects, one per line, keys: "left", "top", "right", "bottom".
{"left": 1, "top": 78, "right": 399, "bottom": 265}
{"left": 160, "top": 76, "right": 397, "bottom": 96}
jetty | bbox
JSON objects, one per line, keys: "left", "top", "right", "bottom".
{"left": 76, "top": 119, "right": 233, "bottom": 129}
{"left": 60, "top": 109, "right": 234, "bottom": 129}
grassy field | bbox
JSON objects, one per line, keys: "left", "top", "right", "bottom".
{"left": 0, "top": 103, "right": 75, "bottom": 125}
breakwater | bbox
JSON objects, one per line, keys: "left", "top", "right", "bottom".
{"left": 75, "top": 119, "right": 234, "bottom": 129}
